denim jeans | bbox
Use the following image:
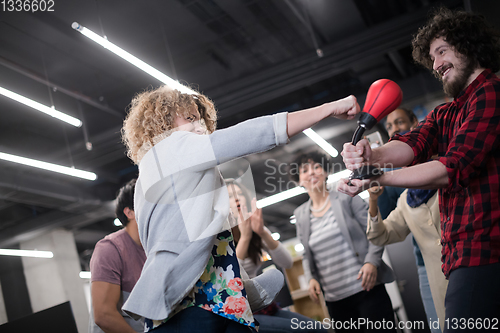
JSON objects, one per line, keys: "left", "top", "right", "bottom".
{"left": 417, "top": 265, "right": 441, "bottom": 333}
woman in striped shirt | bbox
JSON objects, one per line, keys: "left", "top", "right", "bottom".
{"left": 291, "top": 151, "right": 396, "bottom": 333}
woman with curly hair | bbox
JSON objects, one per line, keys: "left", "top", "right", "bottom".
{"left": 121, "top": 85, "right": 360, "bottom": 333}
{"left": 226, "top": 179, "right": 327, "bottom": 333}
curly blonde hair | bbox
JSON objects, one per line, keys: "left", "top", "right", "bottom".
{"left": 122, "top": 86, "right": 217, "bottom": 164}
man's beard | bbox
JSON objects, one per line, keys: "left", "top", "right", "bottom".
{"left": 441, "top": 57, "right": 475, "bottom": 98}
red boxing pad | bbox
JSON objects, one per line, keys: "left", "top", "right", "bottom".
{"left": 363, "top": 79, "right": 403, "bottom": 122}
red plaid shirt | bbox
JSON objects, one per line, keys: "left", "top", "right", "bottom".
{"left": 393, "top": 69, "right": 500, "bottom": 278}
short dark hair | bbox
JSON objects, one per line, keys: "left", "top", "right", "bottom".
{"left": 289, "top": 151, "right": 332, "bottom": 183}
{"left": 400, "top": 108, "right": 418, "bottom": 124}
{"left": 412, "top": 7, "right": 500, "bottom": 73}
{"left": 115, "top": 179, "right": 136, "bottom": 227}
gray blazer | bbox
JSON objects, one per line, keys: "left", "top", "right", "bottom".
{"left": 294, "top": 189, "right": 394, "bottom": 286}
{"left": 122, "top": 113, "right": 289, "bottom": 321}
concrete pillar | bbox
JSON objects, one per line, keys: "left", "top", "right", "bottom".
{"left": 21, "top": 228, "right": 89, "bottom": 333}
{"left": 0, "top": 280, "right": 7, "bottom": 325}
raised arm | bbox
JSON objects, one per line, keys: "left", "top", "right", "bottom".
{"left": 366, "top": 187, "right": 411, "bottom": 246}
{"left": 144, "top": 95, "right": 360, "bottom": 182}
{"left": 244, "top": 201, "right": 293, "bottom": 269}
{"left": 235, "top": 217, "right": 253, "bottom": 261}
{"left": 286, "top": 95, "right": 360, "bottom": 137}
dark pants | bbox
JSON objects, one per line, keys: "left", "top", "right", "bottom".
{"left": 254, "top": 308, "right": 328, "bottom": 332}
{"left": 444, "top": 263, "right": 500, "bottom": 333}
{"left": 326, "top": 284, "right": 396, "bottom": 332}
{"left": 151, "top": 306, "right": 253, "bottom": 333}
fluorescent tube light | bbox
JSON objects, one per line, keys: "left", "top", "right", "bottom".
{"left": 80, "top": 271, "right": 91, "bottom": 279}
{"left": 326, "top": 169, "right": 352, "bottom": 184}
{"left": 0, "top": 151, "right": 97, "bottom": 181}
{"left": 302, "top": 128, "right": 338, "bottom": 157}
{"left": 255, "top": 169, "right": 366, "bottom": 208}
{"left": 72, "top": 22, "right": 196, "bottom": 95}
{"left": 114, "top": 218, "right": 122, "bottom": 226}
{"left": 0, "top": 86, "right": 82, "bottom": 127}
{"left": 256, "top": 186, "right": 307, "bottom": 209}
{"left": 0, "top": 249, "right": 53, "bottom": 258}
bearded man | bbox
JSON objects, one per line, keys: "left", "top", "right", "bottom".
{"left": 339, "top": 7, "right": 500, "bottom": 331}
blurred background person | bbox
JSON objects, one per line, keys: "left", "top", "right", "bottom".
{"left": 226, "top": 178, "right": 327, "bottom": 333}
{"left": 291, "top": 151, "right": 395, "bottom": 333}
{"left": 380, "top": 108, "right": 443, "bottom": 332}
{"left": 89, "top": 179, "right": 146, "bottom": 333}
{"left": 366, "top": 183, "right": 446, "bottom": 332}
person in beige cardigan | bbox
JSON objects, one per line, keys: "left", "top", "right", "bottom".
{"left": 366, "top": 185, "right": 447, "bottom": 331}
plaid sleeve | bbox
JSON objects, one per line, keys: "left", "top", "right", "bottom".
{"left": 438, "top": 84, "right": 500, "bottom": 192}
{"left": 390, "top": 109, "right": 441, "bottom": 165}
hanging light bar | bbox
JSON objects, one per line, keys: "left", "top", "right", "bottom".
{"left": 80, "top": 271, "right": 91, "bottom": 279}
{"left": 0, "top": 249, "right": 53, "bottom": 258}
{"left": 257, "top": 186, "right": 307, "bottom": 209}
{"left": 71, "top": 22, "right": 196, "bottom": 95}
{"left": 0, "top": 152, "right": 97, "bottom": 181}
{"left": 0, "top": 86, "right": 82, "bottom": 127}
{"left": 302, "top": 128, "right": 338, "bottom": 157}
{"left": 326, "top": 169, "right": 352, "bottom": 183}
{"left": 256, "top": 170, "right": 367, "bottom": 208}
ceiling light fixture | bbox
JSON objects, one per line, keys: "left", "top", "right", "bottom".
{"left": 326, "top": 169, "right": 351, "bottom": 183}
{"left": 79, "top": 271, "right": 91, "bottom": 279}
{"left": 0, "top": 152, "right": 97, "bottom": 180}
{"left": 0, "top": 249, "right": 53, "bottom": 258}
{"left": 255, "top": 169, "right": 367, "bottom": 208}
{"left": 0, "top": 86, "right": 82, "bottom": 127}
{"left": 302, "top": 128, "right": 338, "bottom": 157}
{"left": 256, "top": 186, "right": 307, "bottom": 209}
{"left": 71, "top": 22, "right": 196, "bottom": 95}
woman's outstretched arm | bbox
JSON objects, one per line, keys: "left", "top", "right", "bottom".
{"left": 286, "top": 95, "right": 360, "bottom": 138}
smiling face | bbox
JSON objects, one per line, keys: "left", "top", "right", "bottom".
{"left": 298, "top": 160, "right": 327, "bottom": 192}
{"left": 173, "top": 104, "right": 207, "bottom": 134}
{"left": 385, "top": 109, "right": 418, "bottom": 138}
{"left": 429, "top": 37, "right": 476, "bottom": 97}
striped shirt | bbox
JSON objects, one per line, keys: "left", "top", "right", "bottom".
{"left": 309, "top": 208, "right": 363, "bottom": 302}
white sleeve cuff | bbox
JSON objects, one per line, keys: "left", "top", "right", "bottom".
{"left": 273, "top": 112, "right": 289, "bottom": 146}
